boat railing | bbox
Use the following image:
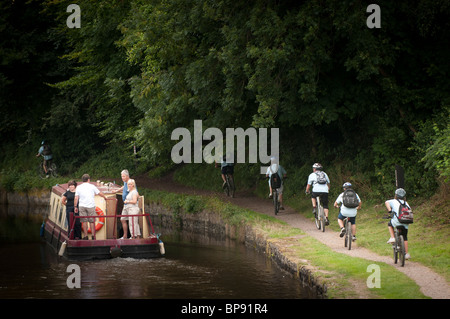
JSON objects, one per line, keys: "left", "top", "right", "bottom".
{"left": 68, "top": 211, "right": 155, "bottom": 240}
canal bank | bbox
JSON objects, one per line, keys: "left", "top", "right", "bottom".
{"left": 146, "top": 200, "right": 327, "bottom": 298}
{"left": 0, "top": 188, "right": 327, "bottom": 298}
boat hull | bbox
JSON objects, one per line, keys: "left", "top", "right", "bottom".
{"left": 43, "top": 219, "right": 162, "bottom": 260}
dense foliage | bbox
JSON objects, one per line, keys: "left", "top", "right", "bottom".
{"left": 1, "top": 0, "right": 448, "bottom": 197}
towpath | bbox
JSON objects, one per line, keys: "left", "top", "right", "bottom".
{"left": 136, "top": 173, "right": 449, "bottom": 299}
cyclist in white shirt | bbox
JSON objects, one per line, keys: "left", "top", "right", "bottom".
{"left": 334, "top": 182, "right": 361, "bottom": 241}
{"left": 305, "top": 163, "right": 330, "bottom": 225}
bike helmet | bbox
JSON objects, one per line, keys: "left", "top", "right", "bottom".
{"left": 395, "top": 188, "right": 406, "bottom": 199}
{"left": 312, "top": 163, "right": 323, "bottom": 170}
{"left": 342, "top": 182, "right": 352, "bottom": 189}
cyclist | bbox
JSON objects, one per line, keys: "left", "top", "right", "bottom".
{"left": 266, "top": 156, "right": 287, "bottom": 210}
{"left": 385, "top": 188, "right": 411, "bottom": 259}
{"left": 216, "top": 153, "right": 234, "bottom": 189}
{"left": 305, "top": 163, "right": 330, "bottom": 225}
{"left": 35, "top": 140, "right": 53, "bottom": 177}
{"left": 334, "top": 182, "right": 361, "bottom": 241}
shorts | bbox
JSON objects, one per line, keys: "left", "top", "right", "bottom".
{"left": 221, "top": 165, "right": 234, "bottom": 175}
{"left": 388, "top": 221, "right": 408, "bottom": 241}
{"left": 120, "top": 205, "right": 140, "bottom": 220}
{"left": 338, "top": 212, "right": 356, "bottom": 225}
{"left": 79, "top": 206, "right": 96, "bottom": 223}
{"left": 311, "top": 192, "right": 329, "bottom": 209}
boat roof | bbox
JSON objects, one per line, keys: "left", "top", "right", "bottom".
{"left": 52, "top": 181, "right": 122, "bottom": 196}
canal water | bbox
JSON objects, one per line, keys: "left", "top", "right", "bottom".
{"left": 0, "top": 206, "right": 313, "bottom": 299}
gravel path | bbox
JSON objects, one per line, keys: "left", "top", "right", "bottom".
{"left": 136, "top": 174, "right": 450, "bottom": 299}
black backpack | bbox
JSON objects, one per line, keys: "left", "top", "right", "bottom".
{"left": 42, "top": 144, "right": 52, "bottom": 156}
{"left": 342, "top": 189, "right": 359, "bottom": 208}
{"left": 270, "top": 172, "right": 282, "bottom": 189}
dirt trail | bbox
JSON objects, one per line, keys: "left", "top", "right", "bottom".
{"left": 136, "top": 173, "right": 449, "bottom": 299}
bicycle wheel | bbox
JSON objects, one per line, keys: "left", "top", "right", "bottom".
{"left": 224, "top": 176, "right": 230, "bottom": 196}
{"left": 344, "top": 219, "right": 348, "bottom": 247}
{"left": 273, "top": 190, "right": 279, "bottom": 215}
{"left": 49, "top": 163, "right": 58, "bottom": 178}
{"left": 320, "top": 206, "right": 326, "bottom": 232}
{"left": 346, "top": 221, "right": 352, "bottom": 250}
{"left": 314, "top": 197, "right": 321, "bottom": 230}
{"left": 393, "top": 232, "right": 399, "bottom": 264}
{"left": 399, "top": 235, "right": 405, "bottom": 266}
{"left": 38, "top": 163, "right": 46, "bottom": 179}
{"left": 228, "top": 175, "right": 235, "bottom": 198}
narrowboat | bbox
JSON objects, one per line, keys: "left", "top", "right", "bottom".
{"left": 41, "top": 181, "right": 164, "bottom": 260}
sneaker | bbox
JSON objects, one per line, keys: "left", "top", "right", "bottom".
{"left": 405, "top": 253, "right": 411, "bottom": 259}
{"left": 280, "top": 206, "right": 285, "bottom": 210}
{"left": 352, "top": 235, "right": 357, "bottom": 241}
{"left": 387, "top": 237, "right": 395, "bottom": 244}
{"left": 268, "top": 193, "right": 273, "bottom": 198}
{"left": 325, "top": 217, "right": 329, "bottom": 226}
{"left": 339, "top": 227, "right": 345, "bottom": 237}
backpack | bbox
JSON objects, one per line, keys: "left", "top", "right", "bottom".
{"left": 42, "top": 144, "right": 52, "bottom": 156}
{"left": 395, "top": 200, "right": 414, "bottom": 224}
{"left": 342, "top": 189, "right": 359, "bottom": 208}
{"left": 315, "top": 171, "right": 327, "bottom": 184}
{"left": 270, "top": 172, "right": 282, "bottom": 189}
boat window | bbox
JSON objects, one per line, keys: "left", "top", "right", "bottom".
{"left": 51, "top": 196, "right": 58, "bottom": 220}
{"left": 57, "top": 201, "right": 64, "bottom": 225}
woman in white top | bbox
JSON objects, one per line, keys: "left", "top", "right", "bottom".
{"left": 120, "top": 179, "right": 141, "bottom": 239}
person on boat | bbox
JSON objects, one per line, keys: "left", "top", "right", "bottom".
{"left": 74, "top": 174, "right": 107, "bottom": 240}
{"left": 62, "top": 180, "right": 81, "bottom": 239}
{"left": 120, "top": 179, "right": 141, "bottom": 239}
{"left": 115, "top": 169, "right": 138, "bottom": 238}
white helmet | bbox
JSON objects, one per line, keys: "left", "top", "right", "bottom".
{"left": 395, "top": 188, "right": 406, "bottom": 199}
{"left": 312, "top": 163, "right": 323, "bottom": 170}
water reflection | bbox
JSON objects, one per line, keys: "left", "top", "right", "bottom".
{"left": 0, "top": 206, "right": 313, "bottom": 299}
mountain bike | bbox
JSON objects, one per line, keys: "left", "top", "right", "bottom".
{"left": 314, "top": 195, "right": 326, "bottom": 232}
{"left": 38, "top": 159, "right": 58, "bottom": 178}
{"left": 343, "top": 217, "right": 352, "bottom": 250}
{"left": 223, "top": 172, "right": 235, "bottom": 198}
{"left": 382, "top": 215, "right": 406, "bottom": 266}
